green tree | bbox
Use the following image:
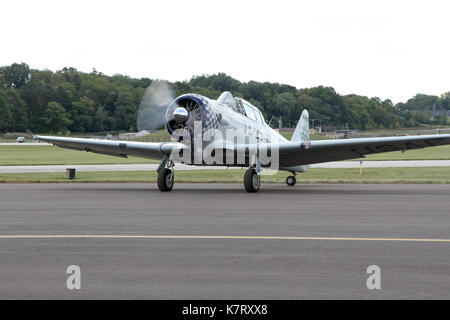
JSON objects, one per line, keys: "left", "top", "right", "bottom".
{"left": 42, "top": 101, "right": 72, "bottom": 133}
{"left": 441, "top": 112, "right": 448, "bottom": 125}
{"left": 2, "top": 63, "right": 30, "bottom": 88}
{"left": 399, "top": 94, "right": 441, "bottom": 112}
{"left": 5, "top": 89, "right": 29, "bottom": 131}
{"left": 1, "top": 64, "right": 448, "bottom": 133}
{"left": 114, "top": 91, "right": 137, "bottom": 131}
{"left": 93, "top": 106, "right": 107, "bottom": 132}
{"left": 441, "top": 92, "right": 450, "bottom": 110}
{"left": 435, "top": 112, "right": 448, "bottom": 125}
{"left": 0, "top": 90, "right": 14, "bottom": 132}
{"left": 70, "top": 96, "right": 95, "bottom": 132}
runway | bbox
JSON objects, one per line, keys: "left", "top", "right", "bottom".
{"left": 0, "top": 183, "right": 449, "bottom": 299}
{"left": 2, "top": 160, "right": 450, "bottom": 173}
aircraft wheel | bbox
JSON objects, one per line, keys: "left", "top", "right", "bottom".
{"left": 244, "top": 168, "right": 260, "bottom": 193}
{"left": 286, "top": 175, "right": 296, "bottom": 186}
{"left": 157, "top": 168, "right": 174, "bottom": 192}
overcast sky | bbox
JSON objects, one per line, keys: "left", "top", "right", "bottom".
{"left": 2, "top": 0, "right": 449, "bottom": 103}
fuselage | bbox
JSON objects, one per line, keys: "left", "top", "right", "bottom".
{"left": 165, "top": 91, "right": 287, "bottom": 146}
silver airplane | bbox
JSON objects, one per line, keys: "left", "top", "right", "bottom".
{"left": 35, "top": 91, "right": 450, "bottom": 192}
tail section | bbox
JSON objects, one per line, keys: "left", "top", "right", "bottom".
{"left": 291, "top": 110, "right": 310, "bottom": 146}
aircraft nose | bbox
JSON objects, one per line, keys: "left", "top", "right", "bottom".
{"left": 173, "top": 107, "right": 188, "bottom": 123}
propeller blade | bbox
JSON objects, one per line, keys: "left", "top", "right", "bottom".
{"left": 136, "top": 80, "right": 174, "bottom": 132}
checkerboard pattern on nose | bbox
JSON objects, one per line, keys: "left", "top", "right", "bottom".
{"left": 203, "top": 108, "right": 220, "bottom": 130}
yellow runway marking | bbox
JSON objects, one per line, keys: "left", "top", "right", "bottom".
{"left": 0, "top": 235, "right": 449, "bottom": 243}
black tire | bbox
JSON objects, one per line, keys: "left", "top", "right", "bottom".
{"left": 157, "top": 168, "right": 174, "bottom": 192}
{"left": 244, "top": 168, "right": 260, "bottom": 193}
{"left": 286, "top": 175, "right": 296, "bottom": 186}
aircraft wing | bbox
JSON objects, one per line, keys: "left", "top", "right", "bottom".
{"left": 35, "top": 134, "right": 450, "bottom": 168}
{"left": 273, "top": 134, "right": 450, "bottom": 167}
{"left": 34, "top": 135, "right": 183, "bottom": 161}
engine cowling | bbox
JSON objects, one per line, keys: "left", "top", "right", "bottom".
{"left": 165, "top": 94, "right": 220, "bottom": 142}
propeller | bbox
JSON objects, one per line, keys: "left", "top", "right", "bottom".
{"left": 167, "top": 98, "right": 202, "bottom": 139}
{"left": 136, "top": 80, "right": 175, "bottom": 132}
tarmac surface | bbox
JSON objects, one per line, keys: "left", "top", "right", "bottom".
{"left": 0, "top": 183, "right": 449, "bottom": 299}
{"left": 2, "top": 160, "right": 450, "bottom": 173}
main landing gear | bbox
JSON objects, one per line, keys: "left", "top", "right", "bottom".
{"left": 157, "top": 155, "right": 174, "bottom": 192}
{"left": 244, "top": 167, "right": 261, "bottom": 193}
{"left": 157, "top": 167, "right": 174, "bottom": 191}
{"left": 286, "top": 174, "right": 296, "bottom": 186}
{"left": 244, "top": 156, "right": 262, "bottom": 193}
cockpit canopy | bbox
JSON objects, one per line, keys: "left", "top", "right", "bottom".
{"left": 217, "top": 91, "right": 235, "bottom": 106}
{"left": 217, "top": 91, "right": 265, "bottom": 124}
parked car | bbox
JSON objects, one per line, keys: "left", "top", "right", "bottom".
{"left": 16, "top": 137, "right": 25, "bottom": 143}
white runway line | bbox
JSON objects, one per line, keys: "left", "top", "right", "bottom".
{"left": 310, "top": 160, "right": 450, "bottom": 168}
{"left": 0, "top": 143, "right": 48, "bottom": 146}
{"left": 1, "top": 160, "right": 450, "bottom": 173}
{"left": 0, "top": 164, "right": 243, "bottom": 173}
{"left": 1, "top": 234, "right": 450, "bottom": 243}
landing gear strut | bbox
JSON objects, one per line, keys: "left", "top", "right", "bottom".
{"left": 286, "top": 174, "right": 296, "bottom": 186}
{"left": 244, "top": 167, "right": 261, "bottom": 193}
{"left": 157, "top": 155, "right": 174, "bottom": 192}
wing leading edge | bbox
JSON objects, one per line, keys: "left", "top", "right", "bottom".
{"left": 34, "top": 135, "right": 183, "bottom": 161}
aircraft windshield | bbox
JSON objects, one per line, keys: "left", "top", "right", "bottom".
{"left": 217, "top": 91, "right": 235, "bottom": 108}
{"left": 218, "top": 92, "right": 263, "bottom": 121}
{"left": 218, "top": 91, "right": 244, "bottom": 114}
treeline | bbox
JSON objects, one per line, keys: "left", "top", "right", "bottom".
{"left": 0, "top": 63, "right": 449, "bottom": 134}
